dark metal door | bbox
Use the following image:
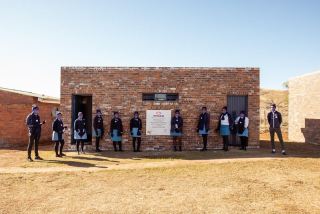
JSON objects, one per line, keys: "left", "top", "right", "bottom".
{"left": 71, "top": 95, "right": 92, "bottom": 144}
{"left": 227, "top": 95, "right": 248, "bottom": 146}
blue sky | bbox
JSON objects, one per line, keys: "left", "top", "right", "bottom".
{"left": 0, "top": 0, "right": 319, "bottom": 97}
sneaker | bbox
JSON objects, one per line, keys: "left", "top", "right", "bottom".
{"left": 27, "top": 157, "right": 33, "bottom": 162}
{"left": 35, "top": 156, "right": 43, "bottom": 160}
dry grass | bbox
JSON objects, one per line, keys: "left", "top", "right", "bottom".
{"left": 0, "top": 141, "right": 319, "bottom": 214}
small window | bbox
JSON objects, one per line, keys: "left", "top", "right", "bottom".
{"left": 142, "top": 93, "right": 179, "bottom": 101}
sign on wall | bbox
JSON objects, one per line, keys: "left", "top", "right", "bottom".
{"left": 146, "top": 110, "right": 171, "bottom": 135}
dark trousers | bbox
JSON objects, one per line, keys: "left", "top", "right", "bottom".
{"left": 222, "top": 136, "right": 229, "bottom": 151}
{"left": 270, "top": 127, "right": 286, "bottom": 151}
{"left": 173, "top": 136, "right": 182, "bottom": 151}
{"left": 54, "top": 140, "right": 65, "bottom": 155}
{"left": 132, "top": 137, "right": 141, "bottom": 152}
{"left": 113, "top": 141, "right": 122, "bottom": 151}
{"left": 27, "top": 134, "right": 40, "bottom": 158}
{"left": 202, "top": 135, "right": 208, "bottom": 150}
{"left": 76, "top": 140, "right": 84, "bottom": 152}
{"left": 95, "top": 137, "right": 100, "bottom": 150}
{"left": 240, "top": 136, "right": 248, "bottom": 150}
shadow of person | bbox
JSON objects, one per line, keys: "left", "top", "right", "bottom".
{"left": 70, "top": 155, "right": 120, "bottom": 163}
{"left": 43, "top": 159, "right": 108, "bottom": 168}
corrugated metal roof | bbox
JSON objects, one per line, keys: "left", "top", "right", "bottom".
{"left": 0, "top": 87, "right": 60, "bottom": 104}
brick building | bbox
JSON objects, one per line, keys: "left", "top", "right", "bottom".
{"left": 0, "top": 87, "right": 60, "bottom": 148}
{"left": 288, "top": 71, "right": 320, "bottom": 144}
{"left": 60, "top": 67, "right": 260, "bottom": 151}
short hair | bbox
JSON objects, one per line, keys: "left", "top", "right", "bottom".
{"left": 222, "top": 106, "right": 228, "bottom": 111}
{"left": 240, "top": 110, "right": 246, "bottom": 115}
{"left": 202, "top": 106, "right": 207, "bottom": 110}
{"left": 175, "top": 109, "right": 180, "bottom": 113}
{"left": 271, "top": 104, "right": 276, "bottom": 109}
{"left": 96, "top": 109, "right": 101, "bottom": 113}
{"left": 134, "top": 111, "right": 139, "bottom": 115}
{"left": 32, "top": 104, "right": 39, "bottom": 111}
{"left": 113, "top": 111, "right": 119, "bottom": 115}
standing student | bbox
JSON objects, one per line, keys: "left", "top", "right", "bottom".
{"left": 93, "top": 109, "right": 104, "bottom": 152}
{"left": 130, "top": 111, "right": 142, "bottom": 152}
{"left": 26, "top": 105, "right": 46, "bottom": 161}
{"left": 235, "top": 111, "right": 249, "bottom": 151}
{"left": 216, "top": 106, "right": 233, "bottom": 151}
{"left": 52, "top": 111, "right": 67, "bottom": 157}
{"left": 170, "top": 109, "right": 183, "bottom": 152}
{"left": 268, "top": 104, "right": 287, "bottom": 155}
{"left": 197, "top": 106, "right": 210, "bottom": 151}
{"left": 74, "top": 112, "right": 87, "bottom": 154}
{"left": 110, "top": 111, "right": 123, "bottom": 152}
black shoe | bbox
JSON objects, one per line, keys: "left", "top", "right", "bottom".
{"left": 60, "top": 153, "right": 66, "bottom": 156}
{"left": 200, "top": 148, "right": 206, "bottom": 152}
{"left": 133, "top": 150, "right": 137, "bottom": 152}
{"left": 35, "top": 156, "right": 43, "bottom": 160}
{"left": 27, "top": 157, "right": 33, "bottom": 162}
{"left": 96, "top": 149, "right": 102, "bottom": 152}
{"left": 56, "top": 154, "right": 62, "bottom": 158}
{"left": 239, "top": 147, "right": 244, "bottom": 150}
{"left": 282, "top": 151, "right": 287, "bottom": 155}
{"left": 271, "top": 150, "right": 276, "bottom": 154}
{"left": 137, "top": 150, "right": 141, "bottom": 152}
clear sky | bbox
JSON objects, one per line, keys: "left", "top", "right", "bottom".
{"left": 0, "top": 0, "right": 319, "bottom": 97}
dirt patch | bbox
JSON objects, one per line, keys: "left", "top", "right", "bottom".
{"left": 0, "top": 141, "right": 319, "bottom": 214}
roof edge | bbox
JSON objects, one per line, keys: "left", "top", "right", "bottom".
{"left": 288, "top": 70, "right": 320, "bottom": 81}
{"left": 61, "top": 66, "right": 260, "bottom": 71}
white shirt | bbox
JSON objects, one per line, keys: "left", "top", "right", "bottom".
{"left": 235, "top": 116, "right": 249, "bottom": 128}
{"left": 221, "top": 114, "right": 230, "bottom": 126}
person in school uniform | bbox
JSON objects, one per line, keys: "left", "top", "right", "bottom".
{"left": 197, "top": 106, "right": 210, "bottom": 151}
{"left": 268, "top": 104, "right": 287, "bottom": 155}
{"left": 52, "top": 111, "right": 67, "bottom": 157}
{"left": 26, "top": 105, "right": 46, "bottom": 161}
{"left": 216, "top": 106, "right": 233, "bottom": 151}
{"left": 93, "top": 109, "right": 104, "bottom": 152}
{"left": 170, "top": 109, "right": 183, "bottom": 152}
{"left": 235, "top": 111, "right": 249, "bottom": 151}
{"left": 110, "top": 111, "right": 123, "bottom": 152}
{"left": 130, "top": 111, "right": 142, "bottom": 152}
{"left": 74, "top": 112, "right": 87, "bottom": 154}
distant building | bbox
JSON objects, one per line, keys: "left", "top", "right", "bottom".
{"left": 60, "top": 67, "right": 260, "bottom": 151}
{"left": 0, "top": 87, "right": 60, "bottom": 148}
{"left": 288, "top": 71, "right": 320, "bottom": 144}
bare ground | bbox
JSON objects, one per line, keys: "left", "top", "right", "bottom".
{"left": 0, "top": 141, "right": 319, "bottom": 214}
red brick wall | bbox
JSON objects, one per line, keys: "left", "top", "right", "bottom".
{"left": 60, "top": 67, "right": 260, "bottom": 151}
{"left": 0, "top": 90, "right": 59, "bottom": 148}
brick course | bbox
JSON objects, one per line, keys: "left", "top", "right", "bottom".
{"left": 60, "top": 67, "right": 260, "bottom": 150}
{"left": 0, "top": 89, "right": 59, "bottom": 148}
